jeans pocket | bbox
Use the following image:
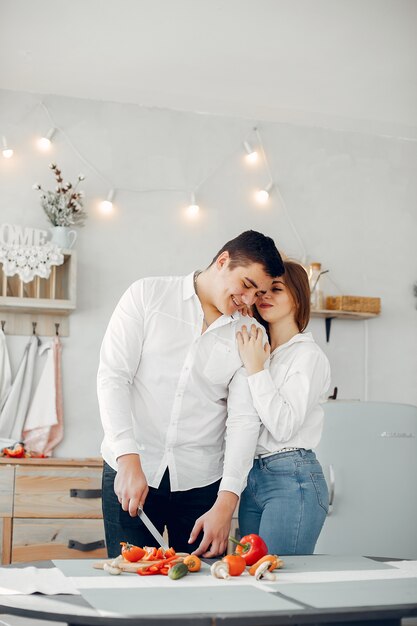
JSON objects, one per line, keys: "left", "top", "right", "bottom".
{"left": 311, "top": 472, "right": 329, "bottom": 514}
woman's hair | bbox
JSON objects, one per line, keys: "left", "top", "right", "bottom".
{"left": 254, "top": 260, "right": 311, "bottom": 333}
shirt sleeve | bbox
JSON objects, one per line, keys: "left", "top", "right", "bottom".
{"left": 247, "top": 349, "right": 330, "bottom": 443}
{"left": 97, "top": 281, "right": 145, "bottom": 460}
{"left": 219, "top": 366, "right": 260, "bottom": 496}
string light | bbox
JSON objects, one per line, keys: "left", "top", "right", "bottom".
{"left": 37, "top": 127, "right": 56, "bottom": 151}
{"left": 2, "top": 136, "right": 13, "bottom": 159}
{"left": 255, "top": 181, "right": 273, "bottom": 204}
{"left": 185, "top": 193, "right": 200, "bottom": 219}
{"left": 2, "top": 100, "right": 308, "bottom": 260}
{"left": 243, "top": 140, "right": 258, "bottom": 164}
{"left": 99, "top": 189, "right": 115, "bottom": 215}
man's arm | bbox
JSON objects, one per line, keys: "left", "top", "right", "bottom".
{"left": 189, "top": 366, "right": 260, "bottom": 556}
{"left": 97, "top": 281, "right": 148, "bottom": 513}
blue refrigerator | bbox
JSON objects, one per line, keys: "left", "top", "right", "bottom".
{"left": 315, "top": 400, "right": 417, "bottom": 559}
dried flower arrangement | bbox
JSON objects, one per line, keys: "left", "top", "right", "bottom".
{"left": 33, "top": 163, "right": 87, "bottom": 227}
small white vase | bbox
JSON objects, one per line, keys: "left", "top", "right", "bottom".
{"left": 49, "top": 226, "right": 77, "bottom": 249}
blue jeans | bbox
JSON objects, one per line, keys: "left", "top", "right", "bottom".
{"left": 238, "top": 449, "right": 329, "bottom": 555}
{"left": 102, "top": 463, "right": 221, "bottom": 558}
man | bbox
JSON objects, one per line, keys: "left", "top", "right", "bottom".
{"left": 97, "top": 230, "right": 284, "bottom": 557}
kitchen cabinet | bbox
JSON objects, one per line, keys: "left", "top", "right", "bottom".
{"left": 0, "top": 457, "right": 106, "bottom": 564}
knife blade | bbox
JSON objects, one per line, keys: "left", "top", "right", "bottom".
{"left": 137, "top": 507, "right": 169, "bottom": 550}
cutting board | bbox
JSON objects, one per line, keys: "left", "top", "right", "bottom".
{"left": 93, "top": 554, "right": 189, "bottom": 573}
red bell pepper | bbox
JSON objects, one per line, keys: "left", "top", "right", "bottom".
{"left": 2, "top": 443, "right": 25, "bottom": 458}
{"left": 229, "top": 533, "right": 268, "bottom": 566}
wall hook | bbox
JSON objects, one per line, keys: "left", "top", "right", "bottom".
{"left": 0, "top": 320, "right": 5, "bottom": 332}
{"left": 32, "top": 322, "right": 37, "bottom": 335}
{"left": 55, "top": 323, "right": 60, "bottom": 336}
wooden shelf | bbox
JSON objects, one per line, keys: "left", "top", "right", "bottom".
{"left": 0, "top": 250, "right": 76, "bottom": 336}
{"left": 310, "top": 309, "right": 380, "bottom": 341}
{"left": 311, "top": 309, "right": 379, "bottom": 320}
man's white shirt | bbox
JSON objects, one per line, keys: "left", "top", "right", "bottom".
{"left": 97, "top": 272, "right": 261, "bottom": 495}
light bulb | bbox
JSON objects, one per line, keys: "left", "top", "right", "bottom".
{"left": 100, "top": 200, "right": 113, "bottom": 214}
{"left": 2, "top": 136, "right": 13, "bottom": 158}
{"left": 246, "top": 151, "right": 258, "bottom": 164}
{"left": 99, "top": 189, "right": 115, "bottom": 215}
{"left": 187, "top": 204, "right": 200, "bottom": 218}
{"left": 243, "top": 141, "right": 258, "bottom": 164}
{"left": 37, "top": 137, "right": 51, "bottom": 150}
{"left": 185, "top": 193, "right": 200, "bottom": 219}
{"left": 255, "top": 182, "right": 273, "bottom": 205}
{"left": 37, "top": 128, "right": 56, "bottom": 151}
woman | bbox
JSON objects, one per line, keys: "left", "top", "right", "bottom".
{"left": 236, "top": 260, "right": 331, "bottom": 555}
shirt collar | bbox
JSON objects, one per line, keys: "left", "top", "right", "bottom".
{"left": 271, "top": 331, "right": 314, "bottom": 356}
{"left": 183, "top": 272, "right": 197, "bottom": 300}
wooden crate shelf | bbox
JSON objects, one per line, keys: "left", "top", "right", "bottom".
{"left": 0, "top": 250, "right": 76, "bottom": 337}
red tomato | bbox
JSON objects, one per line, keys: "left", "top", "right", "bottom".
{"left": 222, "top": 554, "right": 246, "bottom": 576}
{"left": 120, "top": 542, "right": 146, "bottom": 562}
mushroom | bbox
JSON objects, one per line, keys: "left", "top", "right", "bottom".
{"left": 252, "top": 561, "right": 276, "bottom": 581}
{"left": 210, "top": 560, "right": 231, "bottom": 579}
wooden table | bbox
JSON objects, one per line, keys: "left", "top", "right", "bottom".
{"left": 0, "top": 556, "right": 416, "bottom": 626}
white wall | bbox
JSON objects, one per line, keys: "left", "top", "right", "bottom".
{"left": 1, "top": 89, "right": 416, "bottom": 457}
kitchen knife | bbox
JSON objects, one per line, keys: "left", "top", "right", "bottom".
{"left": 137, "top": 507, "right": 169, "bottom": 550}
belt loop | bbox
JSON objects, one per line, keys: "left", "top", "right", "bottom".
{"left": 299, "top": 448, "right": 306, "bottom": 457}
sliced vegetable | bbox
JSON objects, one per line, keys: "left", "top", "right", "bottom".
{"left": 164, "top": 547, "right": 177, "bottom": 558}
{"left": 120, "top": 542, "right": 146, "bottom": 562}
{"left": 141, "top": 547, "right": 158, "bottom": 561}
{"left": 222, "top": 554, "right": 246, "bottom": 576}
{"left": 229, "top": 533, "right": 268, "bottom": 565}
{"left": 168, "top": 562, "right": 189, "bottom": 580}
{"left": 248, "top": 554, "right": 282, "bottom": 576}
{"left": 183, "top": 555, "right": 201, "bottom": 572}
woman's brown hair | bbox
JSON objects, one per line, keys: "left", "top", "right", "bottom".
{"left": 254, "top": 260, "right": 311, "bottom": 333}
{"left": 282, "top": 260, "right": 311, "bottom": 332}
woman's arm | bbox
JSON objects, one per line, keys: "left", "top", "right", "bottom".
{"left": 237, "top": 326, "right": 328, "bottom": 442}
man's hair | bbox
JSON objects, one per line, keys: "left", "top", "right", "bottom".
{"left": 210, "top": 230, "right": 284, "bottom": 277}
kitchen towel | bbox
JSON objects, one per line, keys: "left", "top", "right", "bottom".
{"left": 0, "top": 567, "right": 80, "bottom": 595}
{"left": 23, "top": 341, "right": 57, "bottom": 454}
{"left": 0, "top": 328, "right": 11, "bottom": 412}
{"left": 0, "top": 335, "right": 38, "bottom": 440}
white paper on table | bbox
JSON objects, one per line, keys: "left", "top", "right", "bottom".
{"left": 258, "top": 567, "right": 417, "bottom": 590}
{"left": 385, "top": 560, "right": 417, "bottom": 572}
{"left": 70, "top": 565, "right": 417, "bottom": 591}
{"left": 0, "top": 567, "right": 80, "bottom": 595}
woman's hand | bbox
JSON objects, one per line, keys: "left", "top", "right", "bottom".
{"left": 236, "top": 324, "right": 270, "bottom": 375}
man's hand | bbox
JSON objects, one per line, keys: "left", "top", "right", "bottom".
{"left": 189, "top": 491, "right": 238, "bottom": 557}
{"left": 114, "top": 453, "right": 149, "bottom": 517}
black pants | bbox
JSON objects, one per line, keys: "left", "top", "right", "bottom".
{"left": 102, "top": 462, "right": 221, "bottom": 557}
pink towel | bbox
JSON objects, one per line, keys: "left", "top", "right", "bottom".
{"left": 44, "top": 336, "right": 64, "bottom": 456}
